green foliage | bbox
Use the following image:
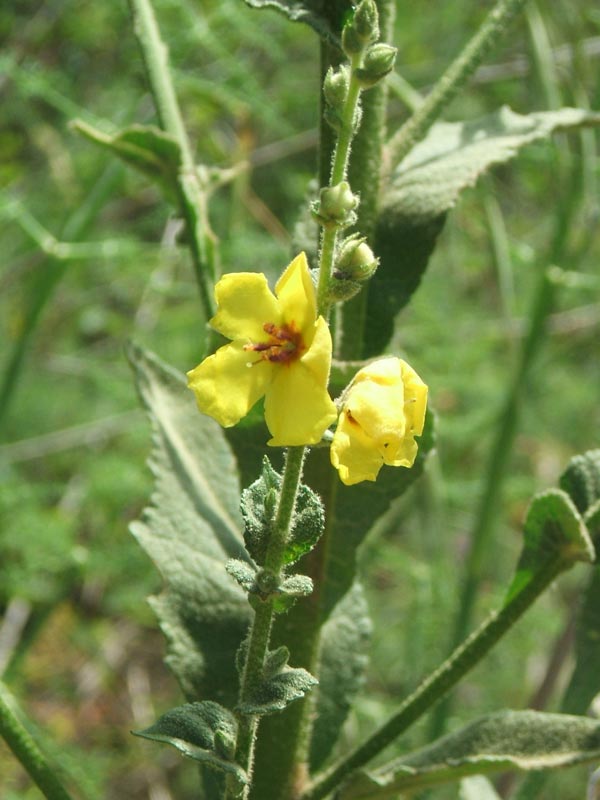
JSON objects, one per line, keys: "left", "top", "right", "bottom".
{"left": 309, "top": 581, "right": 371, "bottom": 772}
{"left": 369, "top": 107, "right": 600, "bottom": 356}
{"left": 128, "top": 342, "right": 250, "bottom": 706}
{"left": 505, "top": 489, "right": 594, "bottom": 603}
{"left": 341, "top": 711, "right": 600, "bottom": 799}
{"left": 237, "top": 660, "right": 317, "bottom": 715}
{"left": 240, "top": 457, "right": 325, "bottom": 568}
{"left": 135, "top": 701, "right": 246, "bottom": 785}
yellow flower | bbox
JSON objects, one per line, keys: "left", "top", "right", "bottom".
{"left": 330, "top": 357, "right": 428, "bottom": 486}
{"left": 187, "top": 253, "right": 337, "bottom": 447}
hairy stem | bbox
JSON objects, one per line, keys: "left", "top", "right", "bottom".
{"left": 316, "top": 53, "right": 364, "bottom": 319}
{"left": 386, "top": 0, "right": 529, "bottom": 170}
{"left": 228, "top": 447, "right": 306, "bottom": 799}
{"left": 0, "top": 681, "right": 76, "bottom": 800}
{"left": 303, "top": 554, "right": 568, "bottom": 800}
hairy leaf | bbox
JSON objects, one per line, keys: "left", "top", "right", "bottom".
{"left": 134, "top": 701, "right": 246, "bottom": 785}
{"left": 368, "top": 106, "right": 600, "bottom": 356}
{"left": 340, "top": 711, "right": 600, "bottom": 799}
{"left": 310, "top": 581, "right": 372, "bottom": 771}
{"left": 128, "top": 343, "right": 250, "bottom": 706}
{"left": 237, "top": 666, "right": 317, "bottom": 715}
{"left": 241, "top": 0, "right": 353, "bottom": 46}
{"left": 504, "top": 489, "right": 594, "bottom": 603}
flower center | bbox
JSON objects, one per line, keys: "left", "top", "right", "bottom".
{"left": 244, "top": 322, "right": 305, "bottom": 366}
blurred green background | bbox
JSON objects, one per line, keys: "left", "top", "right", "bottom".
{"left": 1, "top": 1, "right": 599, "bottom": 797}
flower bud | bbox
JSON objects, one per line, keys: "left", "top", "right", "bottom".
{"left": 323, "top": 65, "right": 349, "bottom": 112}
{"left": 312, "top": 182, "right": 359, "bottom": 229}
{"left": 342, "top": 0, "right": 379, "bottom": 56}
{"left": 336, "top": 235, "right": 378, "bottom": 281}
{"left": 355, "top": 43, "right": 397, "bottom": 88}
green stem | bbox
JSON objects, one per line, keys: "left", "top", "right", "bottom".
{"left": 0, "top": 681, "right": 76, "bottom": 800}
{"left": 316, "top": 53, "right": 364, "bottom": 319}
{"left": 302, "top": 554, "right": 568, "bottom": 800}
{"left": 386, "top": 0, "right": 529, "bottom": 170}
{"left": 228, "top": 447, "right": 306, "bottom": 799}
{"left": 127, "top": 0, "right": 217, "bottom": 321}
{"left": 337, "top": 0, "right": 395, "bottom": 360}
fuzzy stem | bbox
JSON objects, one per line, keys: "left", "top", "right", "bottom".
{"left": 316, "top": 53, "right": 364, "bottom": 319}
{"left": 0, "top": 681, "right": 76, "bottom": 800}
{"left": 127, "top": 0, "right": 217, "bottom": 321}
{"left": 302, "top": 553, "right": 568, "bottom": 800}
{"left": 227, "top": 447, "right": 306, "bottom": 799}
{"left": 386, "top": 0, "right": 529, "bottom": 170}
{"left": 336, "top": 0, "right": 395, "bottom": 360}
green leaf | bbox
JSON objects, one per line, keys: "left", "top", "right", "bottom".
{"left": 559, "top": 449, "right": 600, "bottom": 515}
{"left": 241, "top": 458, "right": 325, "bottom": 567}
{"left": 241, "top": 0, "right": 353, "bottom": 46}
{"left": 134, "top": 701, "right": 246, "bottom": 785}
{"left": 237, "top": 666, "right": 317, "bottom": 715}
{"left": 339, "top": 711, "right": 600, "bottom": 799}
{"left": 73, "top": 120, "right": 182, "bottom": 199}
{"left": 368, "top": 106, "right": 600, "bottom": 356}
{"left": 128, "top": 343, "right": 250, "bottom": 707}
{"left": 309, "top": 581, "right": 372, "bottom": 772}
{"left": 504, "top": 489, "right": 594, "bottom": 603}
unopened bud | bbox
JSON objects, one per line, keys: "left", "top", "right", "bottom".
{"left": 353, "top": 0, "right": 379, "bottom": 42}
{"left": 323, "top": 65, "right": 349, "bottom": 112}
{"left": 312, "top": 182, "right": 359, "bottom": 229}
{"left": 336, "top": 235, "right": 378, "bottom": 281}
{"left": 342, "top": 0, "right": 379, "bottom": 56}
{"left": 355, "top": 43, "right": 397, "bottom": 88}
{"left": 328, "top": 277, "right": 363, "bottom": 303}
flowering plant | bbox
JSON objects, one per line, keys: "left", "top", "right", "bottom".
{"left": 2, "top": 2, "right": 600, "bottom": 800}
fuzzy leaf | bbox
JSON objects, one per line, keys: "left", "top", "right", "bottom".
{"left": 310, "top": 581, "right": 372, "bottom": 771}
{"left": 241, "top": 458, "right": 325, "bottom": 567}
{"left": 559, "top": 449, "right": 600, "bottom": 515}
{"left": 128, "top": 343, "right": 250, "bottom": 707}
{"left": 134, "top": 701, "right": 246, "bottom": 784}
{"left": 340, "top": 711, "right": 600, "bottom": 799}
{"left": 237, "top": 666, "right": 317, "bottom": 715}
{"left": 73, "top": 120, "right": 182, "bottom": 198}
{"left": 241, "top": 0, "right": 353, "bottom": 46}
{"left": 367, "top": 106, "right": 600, "bottom": 356}
{"left": 504, "top": 489, "right": 594, "bottom": 603}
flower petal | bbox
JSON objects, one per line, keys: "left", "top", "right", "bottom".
{"left": 264, "top": 362, "right": 337, "bottom": 446}
{"left": 187, "top": 341, "right": 274, "bottom": 427}
{"left": 299, "top": 316, "right": 334, "bottom": 387}
{"left": 211, "top": 272, "right": 282, "bottom": 341}
{"left": 400, "top": 360, "right": 428, "bottom": 437}
{"left": 330, "top": 412, "right": 384, "bottom": 485}
{"left": 275, "top": 252, "right": 317, "bottom": 339}
{"left": 347, "top": 378, "right": 406, "bottom": 444}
